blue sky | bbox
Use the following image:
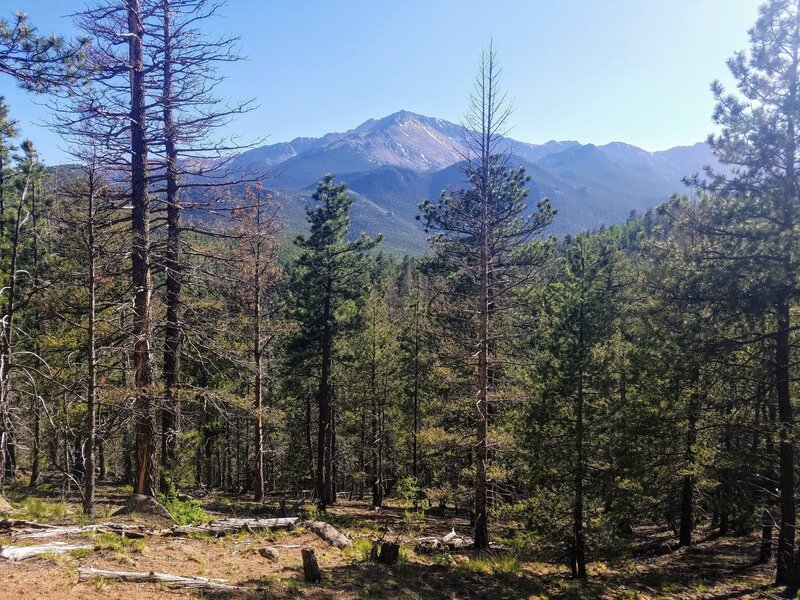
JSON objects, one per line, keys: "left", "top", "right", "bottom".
{"left": 3, "top": 0, "right": 761, "bottom": 163}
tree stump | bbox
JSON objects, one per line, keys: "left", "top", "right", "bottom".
{"left": 301, "top": 547, "right": 321, "bottom": 582}
{"left": 376, "top": 541, "right": 400, "bottom": 564}
{"left": 114, "top": 494, "right": 174, "bottom": 522}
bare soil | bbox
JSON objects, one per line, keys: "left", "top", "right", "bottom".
{"left": 0, "top": 481, "right": 781, "bottom": 599}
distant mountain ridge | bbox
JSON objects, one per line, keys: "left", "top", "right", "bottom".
{"left": 228, "top": 110, "right": 716, "bottom": 254}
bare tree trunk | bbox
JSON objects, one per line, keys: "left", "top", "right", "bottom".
{"left": 0, "top": 166, "right": 30, "bottom": 483}
{"left": 253, "top": 228, "right": 265, "bottom": 502}
{"left": 371, "top": 314, "right": 383, "bottom": 508}
{"left": 679, "top": 378, "right": 698, "bottom": 547}
{"left": 129, "top": 0, "right": 158, "bottom": 498}
{"left": 412, "top": 291, "right": 420, "bottom": 479}
{"left": 473, "top": 91, "right": 490, "bottom": 551}
{"left": 316, "top": 275, "right": 333, "bottom": 509}
{"left": 775, "top": 295, "right": 795, "bottom": 585}
{"left": 761, "top": 397, "right": 777, "bottom": 563}
{"left": 358, "top": 402, "right": 365, "bottom": 501}
{"left": 160, "top": 0, "right": 181, "bottom": 491}
{"left": 83, "top": 173, "right": 97, "bottom": 517}
{"left": 29, "top": 178, "right": 41, "bottom": 489}
{"left": 306, "top": 393, "right": 314, "bottom": 490}
{"left": 571, "top": 326, "right": 587, "bottom": 579}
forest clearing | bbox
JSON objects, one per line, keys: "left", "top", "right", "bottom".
{"left": 0, "top": 480, "right": 777, "bottom": 599}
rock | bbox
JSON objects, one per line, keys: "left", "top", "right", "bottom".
{"left": 453, "top": 555, "right": 470, "bottom": 564}
{"left": 0, "top": 495, "right": 13, "bottom": 515}
{"left": 258, "top": 546, "right": 279, "bottom": 562}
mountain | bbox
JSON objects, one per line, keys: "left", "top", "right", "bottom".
{"left": 228, "top": 111, "right": 717, "bottom": 254}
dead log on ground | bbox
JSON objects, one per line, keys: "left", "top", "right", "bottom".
{"left": 0, "top": 542, "right": 93, "bottom": 561}
{"left": 0, "top": 518, "right": 59, "bottom": 531}
{"left": 302, "top": 547, "right": 321, "bottom": 582}
{"left": 415, "top": 536, "right": 444, "bottom": 554}
{"left": 168, "top": 517, "right": 298, "bottom": 537}
{"left": 14, "top": 522, "right": 148, "bottom": 540}
{"left": 306, "top": 520, "right": 352, "bottom": 548}
{"left": 415, "top": 529, "right": 473, "bottom": 554}
{"left": 77, "top": 567, "right": 246, "bottom": 592}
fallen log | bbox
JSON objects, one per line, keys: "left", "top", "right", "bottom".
{"left": 414, "top": 536, "right": 444, "bottom": 554}
{"left": 301, "top": 547, "right": 321, "bottom": 582}
{"left": 415, "top": 529, "right": 473, "bottom": 554}
{"left": 15, "top": 525, "right": 97, "bottom": 540}
{"left": 169, "top": 517, "right": 298, "bottom": 537}
{"left": 306, "top": 520, "right": 352, "bottom": 549}
{"left": 14, "top": 522, "right": 149, "bottom": 540}
{"left": 1, "top": 542, "right": 93, "bottom": 561}
{"left": 77, "top": 567, "right": 244, "bottom": 592}
{"left": 0, "top": 518, "right": 59, "bottom": 531}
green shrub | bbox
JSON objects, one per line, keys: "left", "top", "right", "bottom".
{"left": 343, "top": 537, "right": 375, "bottom": 562}
{"left": 395, "top": 476, "right": 425, "bottom": 534}
{"left": 163, "top": 497, "right": 209, "bottom": 525}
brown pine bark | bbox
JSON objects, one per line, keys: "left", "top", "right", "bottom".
{"left": 160, "top": 0, "right": 181, "bottom": 488}
{"left": 128, "top": 0, "right": 158, "bottom": 498}
{"left": 316, "top": 273, "right": 333, "bottom": 508}
{"left": 775, "top": 295, "right": 795, "bottom": 585}
{"left": 253, "top": 211, "right": 265, "bottom": 502}
{"left": 83, "top": 171, "right": 98, "bottom": 517}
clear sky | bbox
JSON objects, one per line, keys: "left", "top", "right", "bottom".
{"left": 3, "top": 0, "right": 761, "bottom": 164}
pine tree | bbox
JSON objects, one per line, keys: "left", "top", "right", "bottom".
{"left": 691, "top": 0, "right": 800, "bottom": 584}
{"left": 0, "top": 11, "right": 86, "bottom": 91}
{"left": 420, "top": 45, "right": 553, "bottom": 549}
{"left": 289, "top": 174, "right": 380, "bottom": 509}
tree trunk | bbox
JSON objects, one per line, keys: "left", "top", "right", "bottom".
{"left": 571, "top": 351, "right": 587, "bottom": 579}
{"left": 128, "top": 0, "right": 158, "bottom": 498}
{"left": 679, "top": 379, "right": 698, "bottom": 547}
{"left": 160, "top": 0, "right": 181, "bottom": 493}
{"left": 0, "top": 166, "right": 30, "bottom": 483}
{"left": 412, "top": 291, "right": 420, "bottom": 479}
{"left": 316, "top": 274, "right": 333, "bottom": 509}
{"left": 253, "top": 229, "right": 265, "bottom": 502}
{"left": 301, "top": 547, "right": 321, "bottom": 582}
{"left": 761, "top": 396, "right": 776, "bottom": 563}
{"left": 371, "top": 315, "right": 383, "bottom": 508}
{"left": 83, "top": 174, "right": 97, "bottom": 517}
{"left": 775, "top": 295, "right": 795, "bottom": 586}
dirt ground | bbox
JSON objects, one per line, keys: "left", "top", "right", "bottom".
{"left": 0, "top": 482, "right": 781, "bottom": 599}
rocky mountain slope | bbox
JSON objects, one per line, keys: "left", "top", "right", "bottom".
{"left": 228, "top": 110, "right": 715, "bottom": 254}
